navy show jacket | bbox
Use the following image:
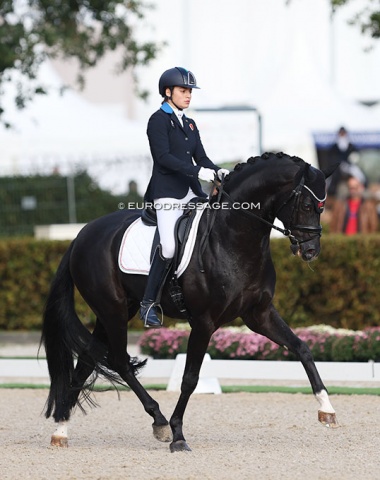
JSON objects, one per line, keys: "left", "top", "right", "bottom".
{"left": 144, "top": 102, "right": 219, "bottom": 202}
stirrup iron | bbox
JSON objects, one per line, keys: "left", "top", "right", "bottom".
{"left": 140, "top": 302, "right": 163, "bottom": 328}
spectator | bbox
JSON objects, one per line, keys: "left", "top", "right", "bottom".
{"left": 327, "top": 126, "right": 357, "bottom": 197}
{"left": 330, "top": 175, "right": 378, "bottom": 234}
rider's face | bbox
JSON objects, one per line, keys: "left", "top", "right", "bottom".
{"left": 167, "top": 86, "right": 192, "bottom": 110}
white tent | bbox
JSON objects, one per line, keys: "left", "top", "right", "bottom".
{"left": 134, "top": 0, "right": 380, "bottom": 165}
{"left": 1, "top": 63, "right": 151, "bottom": 194}
{"left": 1, "top": 0, "right": 380, "bottom": 191}
{"left": 256, "top": 23, "right": 380, "bottom": 164}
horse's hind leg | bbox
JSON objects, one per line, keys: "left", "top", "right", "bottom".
{"left": 242, "top": 305, "right": 339, "bottom": 428}
{"left": 50, "top": 320, "right": 106, "bottom": 447}
{"left": 50, "top": 354, "right": 96, "bottom": 447}
{"left": 97, "top": 310, "right": 172, "bottom": 443}
{"left": 117, "top": 360, "right": 172, "bottom": 442}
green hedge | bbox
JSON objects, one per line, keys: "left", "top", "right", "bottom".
{"left": 0, "top": 239, "right": 92, "bottom": 330}
{"left": 0, "top": 235, "right": 379, "bottom": 331}
{"left": 270, "top": 234, "right": 380, "bottom": 330}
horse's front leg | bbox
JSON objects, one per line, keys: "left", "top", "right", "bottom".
{"left": 242, "top": 304, "right": 339, "bottom": 428}
{"left": 169, "top": 326, "right": 213, "bottom": 453}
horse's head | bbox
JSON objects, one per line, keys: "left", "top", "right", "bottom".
{"left": 219, "top": 153, "right": 336, "bottom": 263}
{"left": 276, "top": 160, "right": 333, "bottom": 262}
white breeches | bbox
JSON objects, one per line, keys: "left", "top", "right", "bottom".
{"left": 154, "top": 189, "right": 196, "bottom": 259}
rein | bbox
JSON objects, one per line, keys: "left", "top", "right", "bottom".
{"left": 220, "top": 187, "right": 294, "bottom": 238}
{"left": 212, "top": 170, "right": 322, "bottom": 245}
{"left": 197, "top": 168, "right": 323, "bottom": 272}
{"left": 198, "top": 179, "right": 225, "bottom": 272}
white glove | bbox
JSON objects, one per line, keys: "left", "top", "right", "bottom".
{"left": 198, "top": 167, "right": 216, "bottom": 182}
{"left": 217, "top": 168, "right": 230, "bottom": 180}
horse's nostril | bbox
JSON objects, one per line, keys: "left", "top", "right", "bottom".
{"left": 305, "top": 249, "right": 318, "bottom": 260}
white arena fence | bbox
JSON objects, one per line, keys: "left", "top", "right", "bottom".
{"left": 0, "top": 355, "right": 379, "bottom": 394}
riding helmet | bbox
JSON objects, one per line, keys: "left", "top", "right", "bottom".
{"left": 158, "top": 67, "right": 200, "bottom": 97}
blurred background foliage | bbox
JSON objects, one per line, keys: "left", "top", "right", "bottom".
{"left": 0, "top": 0, "right": 160, "bottom": 127}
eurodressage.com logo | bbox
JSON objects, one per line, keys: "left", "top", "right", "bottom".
{"left": 118, "top": 202, "right": 261, "bottom": 211}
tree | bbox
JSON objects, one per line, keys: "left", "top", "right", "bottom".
{"left": 331, "top": 0, "right": 380, "bottom": 39}
{"left": 0, "top": 0, "right": 161, "bottom": 127}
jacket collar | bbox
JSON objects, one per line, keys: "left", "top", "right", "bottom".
{"left": 161, "top": 102, "right": 186, "bottom": 118}
{"left": 161, "top": 102, "right": 173, "bottom": 114}
{"left": 161, "top": 102, "right": 186, "bottom": 129}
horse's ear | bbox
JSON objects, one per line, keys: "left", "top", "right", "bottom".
{"left": 322, "top": 162, "right": 340, "bottom": 179}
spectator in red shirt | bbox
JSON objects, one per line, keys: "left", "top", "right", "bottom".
{"left": 330, "top": 175, "right": 378, "bottom": 234}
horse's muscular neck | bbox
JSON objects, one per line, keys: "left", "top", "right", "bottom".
{"left": 219, "top": 161, "right": 300, "bottom": 232}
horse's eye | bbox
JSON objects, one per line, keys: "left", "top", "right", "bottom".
{"left": 303, "top": 203, "right": 312, "bottom": 211}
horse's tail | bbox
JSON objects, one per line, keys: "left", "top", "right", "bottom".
{"left": 41, "top": 241, "right": 94, "bottom": 420}
{"left": 41, "top": 240, "right": 146, "bottom": 420}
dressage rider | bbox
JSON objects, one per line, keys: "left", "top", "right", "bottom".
{"left": 140, "top": 67, "right": 229, "bottom": 328}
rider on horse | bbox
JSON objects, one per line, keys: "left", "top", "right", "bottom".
{"left": 140, "top": 67, "right": 229, "bottom": 328}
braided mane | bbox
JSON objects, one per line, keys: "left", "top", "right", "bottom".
{"left": 224, "top": 152, "right": 305, "bottom": 184}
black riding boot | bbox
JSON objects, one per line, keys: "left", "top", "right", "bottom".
{"left": 140, "top": 247, "right": 172, "bottom": 328}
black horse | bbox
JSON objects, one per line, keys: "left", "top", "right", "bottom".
{"left": 41, "top": 152, "right": 339, "bottom": 452}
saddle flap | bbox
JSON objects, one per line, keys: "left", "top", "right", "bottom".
{"left": 176, "top": 211, "right": 193, "bottom": 245}
{"left": 141, "top": 207, "right": 157, "bottom": 226}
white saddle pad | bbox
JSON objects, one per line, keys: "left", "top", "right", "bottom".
{"left": 118, "top": 204, "right": 207, "bottom": 278}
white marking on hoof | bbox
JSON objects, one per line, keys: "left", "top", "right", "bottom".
{"left": 315, "top": 390, "right": 335, "bottom": 414}
{"left": 51, "top": 421, "right": 68, "bottom": 447}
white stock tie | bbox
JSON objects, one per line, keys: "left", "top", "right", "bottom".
{"left": 176, "top": 110, "right": 184, "bottom": 126}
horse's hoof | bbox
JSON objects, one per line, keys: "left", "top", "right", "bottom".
{"left": 318, "top": 410, "right": 339, "bottom": 428}
{"left": 170, "top": 440, "right": 192, "bottom": 453}
{"left": 152, "top": 424, "right": 172, "bottom": 442}
{"left": 50, "top": 435, "right": 68, "bottom": 447}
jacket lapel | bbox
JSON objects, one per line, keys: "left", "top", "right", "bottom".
{"left": 161, "top": 103, "right": 187, "bottom": 133}
{"left": 171, "top": 112, "right": 188, "bottom": 133}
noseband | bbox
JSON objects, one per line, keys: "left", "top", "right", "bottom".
{"left": 215, "top": 170, "right": 324, "bottom": 247}
{"left": 275, "top": 173, "right": 323, "bottom": 245}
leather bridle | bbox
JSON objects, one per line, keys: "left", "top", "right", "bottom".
{"left": 214, "top": 170, "right": 324, "bottom": 248}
